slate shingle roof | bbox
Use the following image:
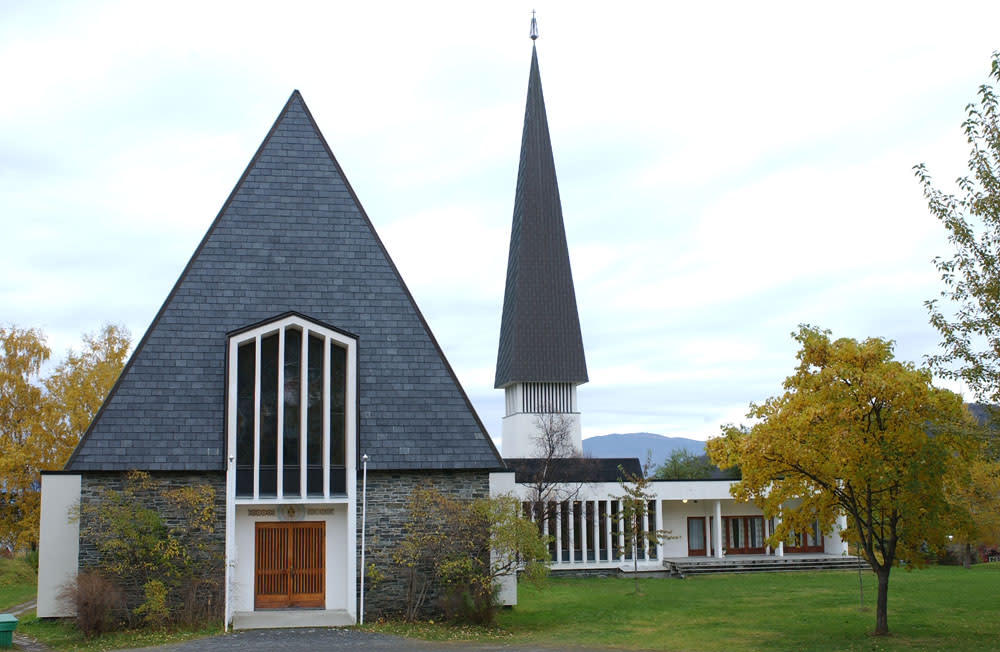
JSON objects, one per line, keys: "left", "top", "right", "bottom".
{"left": 495, "top": 45, "right": 588, "bottom": 389}
{"left": 504, "top": 457, "right": 643, "bottom": 483}
{"left": 65, "top": 91, "right": 503, "bottom": 473}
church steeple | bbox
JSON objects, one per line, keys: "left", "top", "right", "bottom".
{"left": 496, "top": 23, "right": 588, "bottom": 458}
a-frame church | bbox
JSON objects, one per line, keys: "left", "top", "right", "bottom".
{"left": 37, "top": 90, "right": 506, "bottom": 627}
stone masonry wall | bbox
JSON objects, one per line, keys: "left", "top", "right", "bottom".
{"left": 356, "top": 470, "right": 490, "bottom": 619}
{"left": 79, "top": 472, "right": 226, "bottom": 610}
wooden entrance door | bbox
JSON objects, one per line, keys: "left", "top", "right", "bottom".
{"left": 687, "top": 517, "right": 707, "bottom": 556}
{"left": 255, "top": 522, "right": 325, "bottom": 609}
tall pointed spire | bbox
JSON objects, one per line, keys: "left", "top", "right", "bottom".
{"left": 495, "top": 34, "right": 588, "bottom": 390}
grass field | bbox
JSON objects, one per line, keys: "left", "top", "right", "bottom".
{"left": 16, "top": 613, "right": 221, "bottom": 652}
{"left": 0, "top": 557, "right": 36, "bottom": 611}
{"left": 7, "top": 560, "right": 998, "bottom": 650}
{"left": 371, "top": 564, "right": 1000, "bottom": 651}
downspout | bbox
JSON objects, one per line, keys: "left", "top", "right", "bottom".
{"left": 224, "top": 453, "right": 235, "bottom": 632}
{"left": 359, "top": 454, "right": 369, "bottom": 625}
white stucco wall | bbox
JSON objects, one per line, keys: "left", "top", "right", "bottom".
{"left": 231, "top": 503, "right": 354, "bottom": 616}
{"left": 501, "top": 412, "right": 582, "bottom": 458}
{"left": 489, "top": 471, "right": 518, "bottom": 606}
{"left": 37, "top": 473, "right": 81, "bottom": 617}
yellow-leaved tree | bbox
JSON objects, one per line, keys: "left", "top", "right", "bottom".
{"left": 0, "top": 327, "right": 52, "bottom": 552}
{"left": 706, "top": 325, "right": 977, "bottom": 637}
{"left": 0, "top": 324, "right": 130, "bottom": 551}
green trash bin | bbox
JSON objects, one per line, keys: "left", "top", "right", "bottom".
{"left": 0, "top": 613, "right": 16, "bottom": 649}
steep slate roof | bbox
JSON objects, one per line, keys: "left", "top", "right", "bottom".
{"left": 66, "top": 91, "right": 503, "bottom": 473}
{"left": 494, "top": 44, "right": 588, "bottom": 389}
{"left": 505, "top": 457, "right": 643, "bottom": 483}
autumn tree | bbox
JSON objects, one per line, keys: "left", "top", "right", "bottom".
{"left": 392, "top": 485, "right": 548, "bottom": 623}
{"left": 0, "top": 327, "right": 51, "bottom": 551}
{"left": 0, "top": 324, "right": 130, "bottom": 551}
{"left": 707, "top": 326, "right": 975, "bottom": 636}
{"left": 915, "top": 51, "right": 1000, "bottom": 405}
{"left": 947, "top": 454, "right": 1000, "bottom": 567}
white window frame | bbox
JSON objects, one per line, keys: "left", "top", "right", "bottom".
{"left": 226, "top": 314, "right": 357, "bottom": 505}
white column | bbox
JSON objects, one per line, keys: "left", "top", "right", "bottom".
{"left": 763, "top": 515, "right": 771, "bottom": 556}
{"left": 580, "top": 501, "right": 588, "bottom": 563}
{"left": 776, "top": 512, "right": 784, "bottom": 557}
{"left": 542, "top": 504, "right": 550, "bottom": 561}
{"left": 617, "top": 501, "right": 626, "bottom": 562}
{"left": 590, "top": 500, "right": 601, "bottom": 563}
{"left": 555, "top": 503, "right": 562, "bottom": 564}
{"left": 654, "top": 499, "right": 664, "bottom": 561}
{"left": 299, "top": 329, "right": 308, "bottom": 497}
{"left": 604, "top": 501, "right": 612, "bottom": 562}
{"left": 714, "top": 500, "right": 724, "bottom": 559}
{"left": 276, "top": 329, "right": 284, "bottom": 498}
{"left": 704, "top": 515, "right": 711, "bottom": 557}
{"left": 568, "top": 501, "right": 575, "bottom": 563}
{"left": 642, "top": 502, "right": 650, "bottom": 560}
{"left": 253, "top": 335, "right": 261, "bottom": 499}
{"left": 837, "top": 513, "right": 848, "bottom": 554}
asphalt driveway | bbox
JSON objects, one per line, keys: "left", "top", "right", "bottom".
{"left": 116, "top": 628, "right": 621, "bottom": 652}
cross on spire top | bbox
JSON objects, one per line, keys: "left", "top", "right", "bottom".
{"left": 530, "top": 10, "right": 538, "bottom": 40}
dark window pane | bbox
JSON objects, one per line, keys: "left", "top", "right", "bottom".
{"left": 307, "top": 334, "right": 324, "bottom": 491}
{"left": 259, "top": 333, "right": 278, "bottom": 496}
{"left": 329, "top": 467, "right": 346, "bottom": 495}
{"left": 283, "top": 328, "right": 301, "bottom": 496}
{"left": 236, "top": 341, "right": 255, "bottom": 497}
{"left": 330, "top": 343, "right": 346, "bottom": 468}
{"left": 307, "top": 465, "right": 323, "bottom": 497}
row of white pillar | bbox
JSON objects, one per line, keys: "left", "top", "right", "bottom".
{"left": 528, "top": 499, "right": 662, "bottom": 564}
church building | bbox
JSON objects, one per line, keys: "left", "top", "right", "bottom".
{"left": 36, "top": 19, "right": 853, "bottom": 630}
{"left": 37, "top": 89, "right": 506, "bottom": 628}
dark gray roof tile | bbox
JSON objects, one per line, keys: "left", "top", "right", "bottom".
{"left": 66, "top": 91, "right": 503, "bottom": 473}
{"left": 495, "top": 46, "right": 588, "bottom": 388}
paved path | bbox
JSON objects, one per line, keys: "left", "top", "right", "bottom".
{"left": 2, "top": 600, "right": 618, "bottom": 652}
{"left": 6, "top": 599, "right": 51, "bottom": 652}
{"left": 117, "top": 628, "right": 620, "bottom": 652}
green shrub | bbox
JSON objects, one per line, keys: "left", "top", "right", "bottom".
{"left": 134, "top": 579, "right": 169, "bottom": 627}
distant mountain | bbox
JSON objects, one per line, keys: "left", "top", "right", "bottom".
{"left": 582, "top": 433, "right": 705, "bottom": 465}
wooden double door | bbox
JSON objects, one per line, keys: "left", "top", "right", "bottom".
{"left": 255, "top": 522, "right": 325, "bottom": 609}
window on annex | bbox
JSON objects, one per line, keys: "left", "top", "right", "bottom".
{"left": 232, "top": 318, "right": 352, "bottom": 499}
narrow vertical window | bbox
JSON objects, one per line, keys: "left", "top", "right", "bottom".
{"left": 306, "top": 334, "right": 324, "bottom": 496}
{"left": 283, "top": 328, "right": 301, "bottom": 496}
{"left": 236, "top": 341, "right": 256, "bottom": 496}
{"left": 259, "top": 333, "right": 279, "bottom": 496}
{"left": 329, "top": 342, "right": 346, "bottom": 494}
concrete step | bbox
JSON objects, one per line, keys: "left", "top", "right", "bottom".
{"left": 666, "top": 557, "right": 865, "bottom": 577}
{"left": 232, "top": 609, "right": 354, "bottom": 630}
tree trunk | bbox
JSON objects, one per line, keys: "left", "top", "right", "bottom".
{"left": 633, "top": 539, "right": 639, "bottom": 593}
{"left": 874, "top": 568, "right": 890, "bottom": 635}
{"left": 963, "top": 542, "right": 972, "bottom": 569}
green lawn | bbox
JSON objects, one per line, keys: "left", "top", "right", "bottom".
{"left": 16, "top": 612, "right": 222, "bottom": 652}
{"left": 0, "top": 557, "right": 36, "bottom": 611}
{"left": 371, "top": 565, "right": 1000, "bottom": 651}
{"left": 8, "top": 562, "right": 999, "bottom": 650}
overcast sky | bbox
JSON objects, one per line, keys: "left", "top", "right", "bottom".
{"left": 3, "top": 1, "right": 999, "bottom": 448}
